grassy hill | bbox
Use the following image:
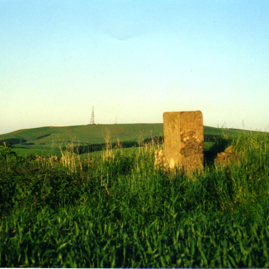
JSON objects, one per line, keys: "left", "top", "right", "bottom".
{"left": 1, "top": 125, "right": 269, "bottom": 267}
{"left": 0, "top": 123, "right": 263, "bottom": 158}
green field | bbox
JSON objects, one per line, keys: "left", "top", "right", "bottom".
{"left": 0, "top": 123, "right": 259, "bottom": 158}
{"left": 0, "top": 124, "right": 269, "bottom": 267}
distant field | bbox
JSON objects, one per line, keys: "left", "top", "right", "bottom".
{"left": 1, "top": 129, "right": 269, "bottom": 267}
{"left": 0, "top": 123, "right": 264, "bottom": 158}
{"left": 0, "top": 123, "right": 164, "bottom": 146}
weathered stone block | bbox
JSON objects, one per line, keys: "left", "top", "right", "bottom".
{"left": 163, "top": 111, "right": 204, "bottom": 173}
{"left": 215, "top": 146, "right": 239, "bottom": 167}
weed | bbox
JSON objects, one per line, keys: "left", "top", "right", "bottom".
{"left": 0, "top": 132, "right": 269, "bottom": 267}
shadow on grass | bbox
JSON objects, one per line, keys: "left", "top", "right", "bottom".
{"left": 204, "top": 137, "right": 233, "bottom": 166}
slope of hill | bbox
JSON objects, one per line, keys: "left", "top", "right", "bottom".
{"left": 0, "top": 123, "right": 261, "bottom": 157}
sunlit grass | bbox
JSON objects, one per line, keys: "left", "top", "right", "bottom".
{"left": 0, "top": 131, "right": 269, "bottom": 267}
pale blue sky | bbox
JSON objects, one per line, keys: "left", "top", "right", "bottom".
{"left": 1, "top": 0, "right": 269, "bottom": 134}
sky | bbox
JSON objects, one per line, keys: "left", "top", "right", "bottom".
{"left": 1, "top": 0, "right": 269, "bottom": 135}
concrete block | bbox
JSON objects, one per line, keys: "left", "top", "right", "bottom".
{"left": 163, "top": 111, "right": 204, "bottom": 173}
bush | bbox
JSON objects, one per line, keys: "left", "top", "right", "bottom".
{"left": 0, "top": 142, "right": 17, "bottom": 160}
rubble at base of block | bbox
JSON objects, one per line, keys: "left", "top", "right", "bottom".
{"left": 215, "top": 146, "right": 240, "bottom": 167}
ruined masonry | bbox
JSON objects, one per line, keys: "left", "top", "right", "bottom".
{"left": 155, "top": 111, "right": 204, "bottom": 173}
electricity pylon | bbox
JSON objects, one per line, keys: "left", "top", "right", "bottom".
{"left": 90, "top": 106, "right": 95, "bottom": 125}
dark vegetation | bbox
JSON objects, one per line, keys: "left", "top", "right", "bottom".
{"left": 0, "top": 123, "right": 245, "bottom": 157}
{"left": 0, "top": 125, "right": 269, "bottom": 267}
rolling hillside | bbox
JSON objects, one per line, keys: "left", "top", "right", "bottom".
{"left": 0, "top": 123, "right": 261, "bottom": 157}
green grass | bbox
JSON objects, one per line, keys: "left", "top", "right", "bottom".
{"left": 7, "top": 141, "right": 215, "bottom": 160}
{"left": 0, "top": 123, "right": 165, "bottom": 148}
{"left": 1, "top": 121, "right": 262, "bottom": 166}
{"left": 1, "top": 142, "right": 215, "bottom": 161}
{"left": 0, "top": 130, "right": 269, "bottom": 267}
{"left": 10, "top": 148, "right": 62, "bottom": 158}
{"left": 1, "top": 123, "right": 263, "bottom": 159}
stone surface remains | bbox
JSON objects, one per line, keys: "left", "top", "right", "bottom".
{"left": 157, "top": 111, "right": 204, "bottom": 173}
{"left": 215, "top": 146, "right": 239, "bottom": 167}
{"left": 154, "top": 149, "right": 167, "bottom": 169}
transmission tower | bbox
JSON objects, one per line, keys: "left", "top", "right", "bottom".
{"left": 90, "top": 106, "right": 95, "bottom": 125}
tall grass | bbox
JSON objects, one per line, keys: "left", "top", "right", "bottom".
{"left": 0, "top": 131, "right": 269, "bottom": 267}
{"left": 58, "top": 139, "right": 82, "bottom": 174}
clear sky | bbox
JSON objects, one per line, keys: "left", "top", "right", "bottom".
{"left": 1, "top": 0, "right": 269, "bottom": 135}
